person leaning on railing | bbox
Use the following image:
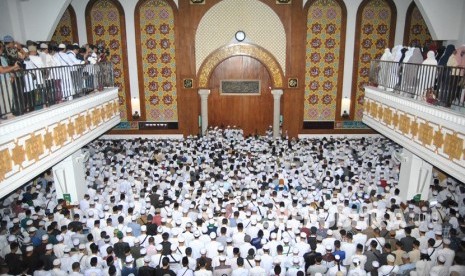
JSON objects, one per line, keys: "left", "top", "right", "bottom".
{"left": 0, "top": 42, "right": 22, "bottom": 119}
{"left": 447, "top": 49, "right": 462, "bottom": 106}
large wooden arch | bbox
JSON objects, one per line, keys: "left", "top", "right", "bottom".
{"left": 197, "top": 44, "right": 284, "bottom": 88}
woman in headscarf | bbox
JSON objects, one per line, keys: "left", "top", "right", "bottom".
{"left": 418, "top": 51, "right": 438, "bottom": 100}
{"left": 437, "top": 44, "right": 456, "bottom": 106}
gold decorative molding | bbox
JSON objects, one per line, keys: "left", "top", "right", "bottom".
{"left": 410, "top": 121, "right": 419, "bottom": 137}
{"left": 0, "top": 90, "right": 120, "bottom": 188}
{"left": 0, "top": 149, "right": 12, "bottom": 181}
{"left": 86, "top": 113, "right": 93, "bottom": 129}
{"left": 433, "top": 130, "right": 444, "bottom": 149}
{"left": 444, "top": 133, "right": 463, "bottom": 160}
{"left": 392, "top": 113, "right": 399, "bottom": 128}
{"left": 25, "top": 133, "right": 44, "bottom": 162}
{"left": 67, "top": 121, "right": 75, "bottom": 138}
{"left": 383, "top": 107, "right": 392, "bottom": 125}
{"left": 364, "top": 97, "right": 465, "bottom": 167}
{"left": 12, "top": 143, "right": 25, "bottom": 168}
{"left": 197, "top": 44, "right": 284, "bottom": 88}
{"left": 377, "top": 105, "right": 384, "bottom": 120}
{"left": 54, "top": 123, "right": 67, "bottom": 147}
{"left": 418, "top": 122, "right": 433, "bottom": 146}
{"left": 399, "top": 114, "right": 410, "bottom": 134}
{"left": 75, "top": 115, "right": 86, "bottom": 136}
{"left": 43, "top": 131, "right": 53, "bottom": 151}
{"left": 92, "top": 108, "right": 101, "bottom": 126}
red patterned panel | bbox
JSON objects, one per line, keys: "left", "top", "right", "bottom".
{"left": 137, "top": 0, "right": 178, "bottom": 122}
{"left": 405, "top": 4, "right": 432, "bottom": 47}
{"left": 51, "top": 5, "right": 78, "bottom": 45}
{"left": 304, "top": 0, "right": 345, "bottom": 122}
{"left": 86, "top": 0, "right": 130, "bottom": 121}
{"left": 353, "top": 0, "right": 395, "bottom": 121}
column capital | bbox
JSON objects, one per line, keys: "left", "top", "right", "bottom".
{"left": 271, "top": 89, "right": 283, "bottom": 99}
{"left": 198, "top": 89, "right": 211, "bottom": 97}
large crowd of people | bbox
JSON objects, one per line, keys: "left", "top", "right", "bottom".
{"left": 0, "top": 128, "right": 464, "bottom": 276}
{"left": 0, "top": 35, "right": 111, "bottom": 118}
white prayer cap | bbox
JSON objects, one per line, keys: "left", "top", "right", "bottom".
{"left": 126, "top": 256, "right": 134, "bottom": 263}
{"left": 387, "top": 254, "right": 395, "bottom": 262}
{"left": 53, "top": 259, "right": 61, "bottom": 266}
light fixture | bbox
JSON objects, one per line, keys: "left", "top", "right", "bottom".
{"left": 341, "top": 96, "right": 350, "bottom": 118}
{"left": 235, "top": 31, "right": 246, "bottom": 42}
{"left": 131, "top": 97, "right": 141, "bottom": 119}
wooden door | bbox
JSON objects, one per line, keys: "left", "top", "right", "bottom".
{"left": 208, "top": 56, "right": 273, "bottom": 136}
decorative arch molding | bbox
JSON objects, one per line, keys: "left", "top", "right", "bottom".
{"left": 197, "top": 44, "right": 284, "bottom": 89}
{"left": 85, "top": 0, "right": 131, "bottom": 121}
{"left": 403, "top": 1, "right": 432, "bottom": 47}
{"left": 351, "top": 0, "right": 397, "bottom": 121}
{"left": 303, "top": 0, "right": 347, "bottom": 122}
{"left": 195, "top": 0, "right": 286, "bottom": 75}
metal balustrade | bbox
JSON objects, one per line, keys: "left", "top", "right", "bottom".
{"left": 369, "top": 60, "right": 465, "bottom": 109}
{"left": 0, "top": 62, "right": 114, "bottom": 118}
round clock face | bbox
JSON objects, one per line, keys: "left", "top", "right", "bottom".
{"left": 235, "top": 31, "right": 246, "bottom": 42}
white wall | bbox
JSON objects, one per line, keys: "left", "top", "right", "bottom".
{"left": 70, "top": 0, "right": 89, "bottom": 45}
{"left": 393, "top": 0, "right": 411, "bottom": 46}
{"left": 341, "top": 0, "right": 363, "bottom": 99}
{"left": 0, "top": 0, "right": 26, "bottom": 42}
{"left": 415, "top": 0, "right": 465, "bottom": 41}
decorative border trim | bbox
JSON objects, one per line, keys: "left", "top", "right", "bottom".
{"left": 0, "top": 90, "right": 120, "bottom": 198}
{"left": 197, "top": 44, "right": 284, "bottom": 88}
{"left": 364, "top": 87, "right": 465, "bottom": 181}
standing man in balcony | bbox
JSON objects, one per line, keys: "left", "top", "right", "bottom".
{"left": 2, "top": 35, "right": 27, "bottom": 116}
{"left": 67, "top": 44, "right": 86, "bottom": 96}
{"left": 54, "top": 44, "right": 75, "bottom": 100}
{"left": 24, "top": 44, "right": 46, "bottom": 111}
{"left": 0, "top": 42, "right": 21, "bottom": 119}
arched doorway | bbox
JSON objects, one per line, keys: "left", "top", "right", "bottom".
{"left": 197, "top": 44, "right": 284, "bottom": 136}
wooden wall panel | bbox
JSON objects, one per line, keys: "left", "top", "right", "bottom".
{"left": 109, "top": 0, "right": 365, "bottom": 136}
{"left": 208, "top": 56, "right": 273, "bottom": 136}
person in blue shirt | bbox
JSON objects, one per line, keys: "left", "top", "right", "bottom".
{"left": 332, "top": 240, "right": 346, "bottom": 262}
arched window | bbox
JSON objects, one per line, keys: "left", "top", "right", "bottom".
{"left": 304, "top": 0, "right": 347, "bottom": 123}
{"left": 85, "top": 0, "right": 131, "bottom": 121}
{"left": 351, "top": 0, "right": 396, "bottom": 121}
{"left": 135, "top": 0, "right": 178, "bottom": 122}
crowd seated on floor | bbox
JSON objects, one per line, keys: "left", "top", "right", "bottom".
{"left": 0, "top": 127, "right": 464, "bottom": 276}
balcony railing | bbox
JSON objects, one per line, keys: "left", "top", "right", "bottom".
{"left": 0, "top": 62, "right": 114, "bottom": 118}
{"left": 369, "top": 60, "right": 465, "bottom": 109}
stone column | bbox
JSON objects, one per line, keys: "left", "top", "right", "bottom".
{"left": 198, "top": 89, "right": 211, "bottom": 135}
{"left": 398, "top": 148, "right": 433, "bottom": 201}
{"left": 271, "top": 89, "right": 283, "bottom": 139}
